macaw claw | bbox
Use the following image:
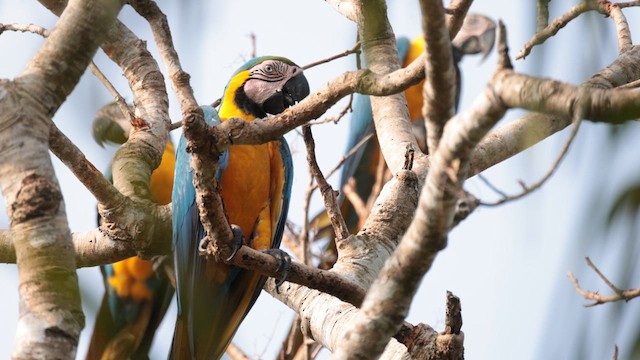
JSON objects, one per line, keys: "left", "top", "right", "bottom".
{"left": 262, "top": 249, "right": 292, "bottom": 293}
{"left": 226, "top": 225, "right": 246, "bottom": 261}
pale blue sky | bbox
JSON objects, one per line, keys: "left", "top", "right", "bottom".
{"left": 0, "top": 1, "right": 639, "bottom": 359}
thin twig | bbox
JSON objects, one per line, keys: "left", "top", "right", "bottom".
{"left": 365, "top": 147, "right": 389, "bottom": 211}
{"left": 303, "top": 42, "right": 361, "bottom": 70}
{"left": 302, "top": 126, "right": 349, "bottom": 241}
{"left": 88, "top": 63, "right": 136, "bottom": 123}
{"left": 282, "top": 222, "right": 304, "bottom": 261}
{"left": 342, "top": 179, "right": 368, "bottom": 222}
{"left": 518, "top": 0, "right": 633, "bottom": 59}
{"left": 477, "top": 174, "right": 508, "bottom": 198}
{"left": 517, "top": 1, "right": 598, "bottom": 59}
{"left": 612, "top": 344, "right": 619, "bottom": 360}
{"left": 169, "top": 121, "right": 182, "bottom": 130}
{"left": 480, "top": 106, "right": 582, "bottom": 207}
{"left": 300, "top": 175, "right": 315, "bottom": 266}
{"left": 307, "top": 94, "right": 354, "bottom": 125}
{"left": 618, "top": 1, "right": 640, "bottom": 9}
{"left": 309, "top": 132, "right": 374, "bottom": 193}
{"left": 585, "top": 256, "right": 625, "bottom": 295}
{"left": 0, "top": 23, "right": 134, "bottom": 122}
{"left": 278, "top": 316, "right": 303, "bottom": 360}
{"left": 567, "top": 257, "right": 640, "bottom": 307}
{"left": 248, "top": 32, "right": 257, "bottom": 58}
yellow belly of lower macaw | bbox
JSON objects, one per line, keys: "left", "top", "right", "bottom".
{"left": 107, "top": 141, "right": 175, "bottom": 302}
{"left": 108, "top": 257, "right": 155, "bottom": 302}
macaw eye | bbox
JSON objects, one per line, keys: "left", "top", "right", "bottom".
{"left": 264, "top": 64, "right": 274, "bottom": 73}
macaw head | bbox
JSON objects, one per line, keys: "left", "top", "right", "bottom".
{"left": 92, "top": 102, "right": 131, "bottom": 147}
{"left": 219, "top": 56, "right": 310, "bottom": 120}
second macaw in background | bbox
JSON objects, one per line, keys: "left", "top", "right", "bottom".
{"left": 87, "top": 110, "right": 176, "bottom": 360}
{"left": 312, "top": 14, "right": 497, "bottom": 241}
{"left": 171, "top": 56, "right": 310, "bottom": 359}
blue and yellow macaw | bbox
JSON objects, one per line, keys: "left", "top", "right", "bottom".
{"left": 171, "top": 56, "right": 309, "bottom": 360}
{"left": 87, "top": 111, "right": 176, "bottom": 360}
{"left": 313, "top": 15, "right": 496, "bottom": 240}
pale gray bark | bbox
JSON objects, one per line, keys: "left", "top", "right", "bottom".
{"left": 0, "top": 0, "right": 123, "bottom": 358}
{"left": 0, "top": 1, "right": 639, "bottom": 359}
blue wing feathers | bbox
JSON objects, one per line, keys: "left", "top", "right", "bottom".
{"left": 273, "top": 137, "right": 293, "bottom": 249}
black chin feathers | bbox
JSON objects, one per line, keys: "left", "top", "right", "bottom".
{"left": 234, "top": 85, "right": 267, "bottom": 118}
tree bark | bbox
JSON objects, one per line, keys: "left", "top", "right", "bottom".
{"left": 0, "top": 0, "right": 123, "bottom": 358}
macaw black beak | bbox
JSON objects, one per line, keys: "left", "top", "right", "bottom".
{"left": 263, "top": 68, "right": 310, "bottom": 115}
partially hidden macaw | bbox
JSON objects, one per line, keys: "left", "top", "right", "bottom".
{"left": 87, "top": 109, "right": 176, "bottom": 360}
{"left": 171, "top": 56, "right": 310, "bottom": 360}
{"left": 311, "top": 14, "right": 497, "bottom": 241}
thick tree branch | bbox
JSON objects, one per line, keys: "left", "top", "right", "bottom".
{"left": 492, "top": 70, "right": 640, "bottom": 123}
{"left": 128, "top": 0, "right": 237, "bottom": 262}
{"left": 0, "top": 0, "right": 123, "bottom": 358}
{"left": 332, "top": 25, "right": 509, "bottom": 356}
{"left": 420, "top": 0, "right": 457, "bottom": 153}
{"left": 48, "top": 124, "right": 124, "bottom": 207}
{"left": 334, "top": 23, "right": 509, "bottom": 359}
{"left": 469, "top": 44, "right": 640, "bottom": 176}
{"left": 445, "top": 0, "right": 474, "bottom": 38}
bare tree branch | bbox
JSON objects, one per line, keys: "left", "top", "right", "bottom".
{"left": 568, "top": 257, "right": 640, "bottom": 307}
{"left": 479, "top": 108, "right": 582, "bottom": 206}
{"left": 0, "top": 0, "right": 123, "bottom": 358}
{"left": 303, "top": 42, "right": 361, "bottom": 70}
{"left": 518, "top": 0, "right": 633, "bottom": 60}
{"left": 303, "top": 126, "right": 350, "bottom": 240}
{"left": 332, "top": 22, "right": 510, "bottom": 359}
{"left": 420, "top": 0, "right": 457, "bottom": 153}
{"left": 445, "top": 0, "right": 474, "bottom": 38}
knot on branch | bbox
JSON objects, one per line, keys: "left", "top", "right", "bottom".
{"left": 452, "top": 191, "right": 479, "bottom": 226}
{"left": 172, "top": 70, "right": 191, "bottom": 87}
{"left": 131, "top": 116, "right": 150, "bottom": 131}
{"left": 98, "top": 197, "right": 171, "bottom": 257}
{"left": 403, "top": 144, "right": 415, "bottom": 170}
{"left": 395, "top": 169, "right": 419, "bottom": 188}
{"left": 222, "top": 118, "right": 247, "bottom": 146}
{"left": 396, "top": 323, "right": 437, "bottom": 355}
{"left": 353, "top": 69, "right": 374, "bottom": 94}
{"left": 11, "top": 173, "right": 62, "bottom": 223}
